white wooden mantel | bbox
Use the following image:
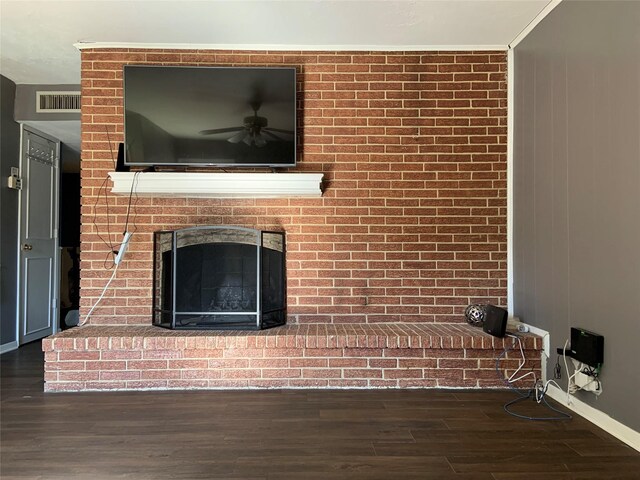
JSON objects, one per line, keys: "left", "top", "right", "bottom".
{"left": 108, "top": 172, "right": 324, "bottom": 198}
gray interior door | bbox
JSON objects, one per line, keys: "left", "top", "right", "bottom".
{"left": 18, "top": 128, "right": 59, "bottom": 345}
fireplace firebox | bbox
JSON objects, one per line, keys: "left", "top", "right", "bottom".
{"left": 153, "top": 227, "right": 286, "bottom": 330}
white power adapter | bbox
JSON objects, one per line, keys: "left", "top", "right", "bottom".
{"left": 114, "top": 232, "right": 133, "bottom": 265}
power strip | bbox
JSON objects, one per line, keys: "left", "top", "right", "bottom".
{"left": 574, "top": 371, "right": 601, "bottom": 393}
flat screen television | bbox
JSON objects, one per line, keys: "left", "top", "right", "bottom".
{"left": 123, "top": 65, "right": 297, "bottom": 168}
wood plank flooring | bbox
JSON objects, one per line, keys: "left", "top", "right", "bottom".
{"left": 2, "top": 341, "right": 638, "bottom": 479}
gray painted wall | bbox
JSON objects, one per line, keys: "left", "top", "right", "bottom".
{"left": 14, "top": 84, "right": 81, "bottom": 152}
{"left": 513, "top": 1, "right": 640, "bottom": 431}
{"left": 1, "top": 75, "right": 21, "bottom": 346}
{"left": 14, "top": 84, "right": 80, "bottom": 122}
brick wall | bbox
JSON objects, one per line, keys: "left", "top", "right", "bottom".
{"left": 80, "top": 49, "right": 507, "bottom": 326}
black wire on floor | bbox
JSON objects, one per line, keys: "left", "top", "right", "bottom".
{"left": 495, "top": 337, "right": 572, "bottom": 421}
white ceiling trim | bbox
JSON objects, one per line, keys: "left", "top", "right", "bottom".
{"left": 74, "top": 42, "right": 509, "bottom": 52}
{"left": 509, "top": 0, "right": 563, "bottom": 49}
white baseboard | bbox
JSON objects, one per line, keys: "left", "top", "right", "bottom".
{"left": 1, "top": 340, "right": 19, "bottom": 354}
{"left": 547, "top": 384, "right": 640, "bottom": 453}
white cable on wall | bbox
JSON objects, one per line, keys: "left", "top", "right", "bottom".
{"left": 80, "top": 231, "right": 133, "bottom": 326}
{"left": 80, "top": 264, "right": 119, "bottom": 326}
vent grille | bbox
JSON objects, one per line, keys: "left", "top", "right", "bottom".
{"left": 36, "top": 91, "right": 81, "bottom": 113}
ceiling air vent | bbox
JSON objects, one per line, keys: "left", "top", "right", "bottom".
{"left": 36, "top": 91, "right": 81, "bottom": 113}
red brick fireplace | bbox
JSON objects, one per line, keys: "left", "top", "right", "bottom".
{"left": 42, "top": 48, "right": 538, "bottom": 392}
{"left": 80, "top": 48, "right": 508, "bottom": 324}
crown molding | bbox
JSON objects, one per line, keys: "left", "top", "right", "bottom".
{"left": 75, "top": 42, "right": 508, "bottom": 52}
{"left": 509, "top": 0, "right": 563, "bottom": 49}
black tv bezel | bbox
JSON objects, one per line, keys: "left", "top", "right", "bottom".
{"left": 123, "top": 64, "right": 297, "bottom": 168}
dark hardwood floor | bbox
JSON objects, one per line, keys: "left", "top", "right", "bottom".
{"left": 2, "top": 341, "right": 638, "bottom": 479}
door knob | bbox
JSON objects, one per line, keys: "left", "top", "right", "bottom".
{"left": 22, "top": 243, "right": 33, "bottom": 251}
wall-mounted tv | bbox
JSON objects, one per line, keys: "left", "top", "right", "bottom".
{"left": 124, "top": 65, "right": 296, "bottom": 168}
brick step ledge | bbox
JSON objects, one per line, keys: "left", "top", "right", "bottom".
{"left": 44, "top": 323, "right": 539, "bottom": 350}
{"left": 43, "top": 323, "right": 542, "bottom": 392}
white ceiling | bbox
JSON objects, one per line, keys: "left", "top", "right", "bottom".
{"left": 0, "top": 0, "right": 551, "bottom": 151}
{"left": 0, "top": 0, "right": 551, "bottom": 85}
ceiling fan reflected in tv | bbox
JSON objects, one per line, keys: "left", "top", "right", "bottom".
{"left": 199, "top": 93, "right": 294, "bottom": 148}
{"left": 123, "top": 65, "right": 297, "bottom": 168}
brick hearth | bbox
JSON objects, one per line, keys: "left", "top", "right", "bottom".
{"left": 43, "top": 324, "right": 541, "bottom": 392}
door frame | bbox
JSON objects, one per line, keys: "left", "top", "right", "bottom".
{"left": 16, "top": 124, "right": 61, "bottom": 345}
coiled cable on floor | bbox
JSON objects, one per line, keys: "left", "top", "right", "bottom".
{"left": 495, "top": 335, "right": 572, "bottom": 421}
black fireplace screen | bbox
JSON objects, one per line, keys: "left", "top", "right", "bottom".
{"left": 153, "top": 227, "right": 286, "bottom": 330}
